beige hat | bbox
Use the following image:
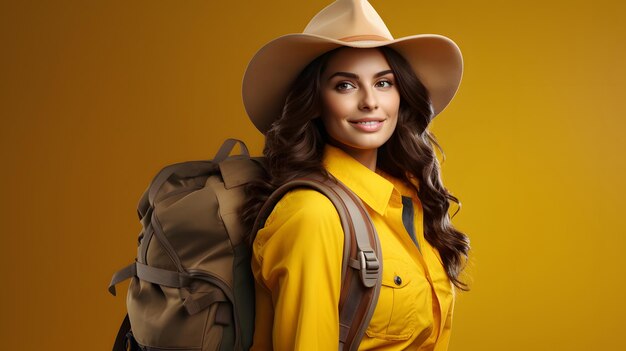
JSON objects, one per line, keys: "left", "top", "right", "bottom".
{"left": 242, "top": 0, "right": 463, "bottom": 134}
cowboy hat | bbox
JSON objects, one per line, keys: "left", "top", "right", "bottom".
{"left": 242, "top": 0, "right": 463, "bottom": 134}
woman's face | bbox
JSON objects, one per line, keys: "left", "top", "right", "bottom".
{"left": 320, "top": 47, "right": 400, "bottom": 166}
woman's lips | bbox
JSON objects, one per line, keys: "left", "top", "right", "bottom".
{"left": 349, "top": 118, "right": 385, "bottom": 132}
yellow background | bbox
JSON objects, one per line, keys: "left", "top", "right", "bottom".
{"left": 1, "top": 0, "right": 625, "bottom": 349}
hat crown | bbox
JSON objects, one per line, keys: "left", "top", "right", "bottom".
{"left": 303, "top": 0, "right": 394, "bottom": 41}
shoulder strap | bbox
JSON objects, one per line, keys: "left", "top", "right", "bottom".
{"left": 252, "top": 174, "right": 382, "bottom": 351}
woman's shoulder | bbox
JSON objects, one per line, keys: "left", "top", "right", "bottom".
{"left": 253, "top": 188, "right": 344, "bottom": 258}
{"left": 266, "top": 188, "right": 340, "bottom": 226}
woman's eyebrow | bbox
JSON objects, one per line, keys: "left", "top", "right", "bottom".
{"left": 327, "top": 69, "right": 394, "bottom": 81}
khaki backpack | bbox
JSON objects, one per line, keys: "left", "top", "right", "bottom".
{"left": 108, "top": 139, "right": 382, "bottom": 351}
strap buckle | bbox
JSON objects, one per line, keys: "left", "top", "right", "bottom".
{"left": 358, "top": 250, "right": 379, "bottom": 288}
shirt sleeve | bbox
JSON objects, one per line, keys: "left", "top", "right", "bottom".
{"left": 251, "top": 189, "right": 344, "bottom": 351}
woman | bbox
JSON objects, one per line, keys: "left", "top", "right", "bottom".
{"left": 241, "top": 1, "right": 470, "bottom": 350}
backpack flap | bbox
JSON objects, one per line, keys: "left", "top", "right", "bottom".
{"left": 212, "top": 157, "right": 265, "bottom": 248}
{"left": 218, "top": 156, "right": 265, "bottom": 189}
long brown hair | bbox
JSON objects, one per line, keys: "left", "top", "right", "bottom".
{"left": 242, "top": 46, "right": 470, "bottom": 290}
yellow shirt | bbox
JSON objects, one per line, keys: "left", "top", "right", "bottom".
{"left": 251, "top": 145, "right": 454, "bottom": 351}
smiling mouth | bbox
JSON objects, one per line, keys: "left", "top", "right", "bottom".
{"left": 352, "top": 121, "right": 382, "bottom": 126}
{"left": 349, "top": 118, "right": 386, "bottom": 124}
{"left": 348, "top": 119, "right": 386, "bottom": 132}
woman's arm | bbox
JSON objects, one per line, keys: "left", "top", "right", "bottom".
{"left": 251, "top": 189, "right": 344, "bottom": 351}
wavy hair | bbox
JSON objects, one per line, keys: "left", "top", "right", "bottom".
{"left": 242, "top": 46, "right": 470, "bottom": 290}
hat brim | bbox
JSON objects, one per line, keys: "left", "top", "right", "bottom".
{"left": 242, "top": 33, "right": 463, "bottom": 133}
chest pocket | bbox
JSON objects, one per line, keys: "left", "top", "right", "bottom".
{"left": 365, "top": 259, "right": 427, "bottom": 341}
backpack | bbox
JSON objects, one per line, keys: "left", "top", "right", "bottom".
{"left": 108, "top": 139, "right": 382, "bottom": 351}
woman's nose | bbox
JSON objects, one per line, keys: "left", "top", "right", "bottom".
{"left": 358, "top": 87, "right": 379, "bottom": 111}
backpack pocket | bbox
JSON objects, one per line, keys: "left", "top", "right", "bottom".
{"left": 127, "top": 278, "right": 230, "bottom": 350}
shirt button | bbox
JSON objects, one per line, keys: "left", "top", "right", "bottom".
{"left": 394, "top": 275, "right": 402, "bottom": 286}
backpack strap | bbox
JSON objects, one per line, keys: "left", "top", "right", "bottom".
{"left": 252, "top": 174, "right": 382, "bottom": 351}
{"left": 109, "top": 261, "right": 204, "bottom": 313}
{"left": 214, "top": 138, "right": 249, "bottom": 163}
{"left": 112, "top": 314, "right": 140, "bottom": 351}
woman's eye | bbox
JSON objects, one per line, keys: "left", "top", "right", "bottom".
{"left": 376, "top": 80, "right": 393, "bottom": 88}
{"left": 336, "top": 82, "right": 356, "bottom": 91}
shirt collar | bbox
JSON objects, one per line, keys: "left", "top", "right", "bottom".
{"left": 322, "top": 145, "right": 394, "bottom": 216}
